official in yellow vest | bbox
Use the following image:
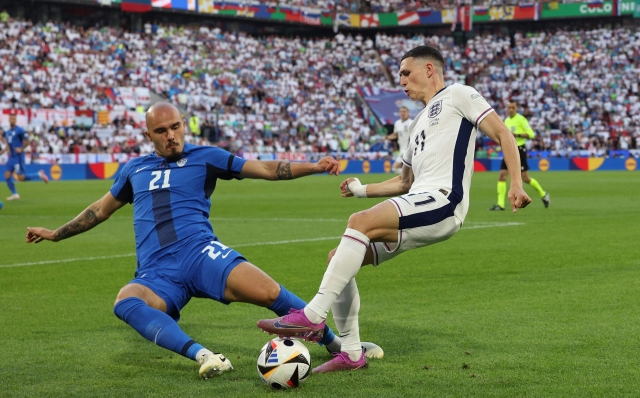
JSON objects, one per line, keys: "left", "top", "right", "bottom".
{"left": 189, "top": 115, "right": 201, "bottom": 136}
{"left": 490, "top": 101, "right": 550, "bottom": 211}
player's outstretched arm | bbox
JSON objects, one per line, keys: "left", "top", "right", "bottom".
{"left": 239, "top": 156, "right": 340, "bottom": 181}
{"left": 342, "top": 166, "right": 413, "bottom": 198}
{"left": 26, "top": 192, "right": 126, "bottom": 243}
{"left": 480, "top": 112, "right": 532, "bottom": 212}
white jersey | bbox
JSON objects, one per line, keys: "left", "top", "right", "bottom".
{"left": 402, "top": 83, "right": 494, "bottom": 221}
{"left": 393, "top": 117, "right": 413, "bottom": 154}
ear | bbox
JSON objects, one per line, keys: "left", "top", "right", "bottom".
{"left": 144, "top": 130, "right": 150, "bottom": 140}
{"left": 425, "top": 61, "right": 434, "bottom": 78}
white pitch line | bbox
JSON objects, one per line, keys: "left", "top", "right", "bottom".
{"left": 461, "top": 222, "right": 525, "bottom": 229}
{"left": 0, "top": 236, "right": 342, "bottom": 269}
{"left": 0, "top": 222, "right": 524, "bottom": 269}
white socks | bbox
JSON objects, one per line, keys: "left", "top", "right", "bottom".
{"left": 332, "top": 278, "right": 362, "bottom": 361}
{"left": 305, "top": 228, "right": 369, "bottom": 324}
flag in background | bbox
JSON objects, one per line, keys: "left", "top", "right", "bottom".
{"left": 171, "top": 0, "right": 196, "bottom": 10}
{"left": 474, "top": 6, "right": 488, "bottom": 16}
{"left": 360, "top": 13, "right": 379, "bottom": 27}
{"left": 612, "top": 0, "right": 621, "bottom": 16}
{"left": 458, "top": 6, "right": 471, "bottom": 32}
{"left": 151, "top": 0, "right": 171, "bottom": 8}
{"left": 121, "top": 0, "right": 152, "bottom": 12}
{"left": 397, "top": 11, "right": 420, "bottom": 25}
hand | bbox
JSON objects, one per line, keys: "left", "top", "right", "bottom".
{"left": 15, "top": 147, "right": 23, "bottom": 154}
{"left": 315, "top": 156, "right": 340, "bottom": 176}
{"left": 26, "top": 227, "right": 56, "bottom": 243}
{"left": 508, "top": 188, "right": 531, "bottom": 213}
{"left": 340, "top": 177, "right": 358, "bottom": 197}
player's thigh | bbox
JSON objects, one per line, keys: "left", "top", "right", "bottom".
{"left": 372, "top": 190, "right": 462, "bottom": 266}
{"left": 347, "top": 200, "right": 400, "bottom": 242}
{"left": 184, "top": 238, "right": 253, "bottom": 304}
{"left": 224, "top": 261, "right": 280, "bottom": 306}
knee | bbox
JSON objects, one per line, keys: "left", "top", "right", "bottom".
{"left": 114, "top": 284, "right": 146, "bottom": 307}
{"left": 346, "top": 211, "right": 369, "bottom": 233}
{"left": 113, "top": 295, "right": 143, "bottom": 321}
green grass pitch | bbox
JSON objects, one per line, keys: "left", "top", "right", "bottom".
{"left": 1, "top": 171, "right": 639, "bottom": 397}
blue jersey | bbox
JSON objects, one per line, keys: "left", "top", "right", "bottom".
{"left": 110, "top": 143, "right": 247, "bottom": 269}
{"left": 5, "top": 125, "right": 27, "bottom": 157}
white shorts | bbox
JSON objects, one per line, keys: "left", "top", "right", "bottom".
{"left": 371, "top": 189, "right": 462, "bottom": 266}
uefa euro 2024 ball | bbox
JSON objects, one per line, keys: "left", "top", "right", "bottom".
{"left": 257, "top": 337, "right": 311, "bottom": 389}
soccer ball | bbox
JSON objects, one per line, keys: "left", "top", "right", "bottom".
{"left": 257, "top": 338, "right": 311, "bottom": 389}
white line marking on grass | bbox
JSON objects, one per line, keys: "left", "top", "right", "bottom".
{"left": 0, "top": 236, "right": 342, "bottom": 268}
{"left": 462, "top": 222, "right": 525, "bottom": 229}
{"left": 0, "top": 253, "right": 136, "bottom": 268}
{"left": 210, "top": 217, "right": 345, "bottom": 222}
{"left": 0, "top": 223, "right": 523, "bottom": 268}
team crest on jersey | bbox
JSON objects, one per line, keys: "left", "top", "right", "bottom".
{"left": 177, "top": 158, "right": 188, "bottom": 167}
{"left": 428, "top": 100, "right": 443, "bottom": 118}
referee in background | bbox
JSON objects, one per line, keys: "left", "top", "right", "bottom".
{"left": 490, "top": 101, "right": 549, "bottom": 211}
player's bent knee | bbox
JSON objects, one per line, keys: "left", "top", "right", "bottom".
{"left": 114, "top": 283, "right": 166, "bottom": 312}
{"left": 346, "top": 211, "right": 371, "bottom": 232}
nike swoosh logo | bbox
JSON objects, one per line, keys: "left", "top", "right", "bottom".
{"left": 136, "top": 166, "right": 151, "bottom": 173}
{"left": 221, "top": 250, "right": 232, "bottom": 259}
{"left": 273, "top": 320, "right": 306, "bottom": 329}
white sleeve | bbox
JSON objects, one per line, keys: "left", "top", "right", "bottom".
{"left": 454, "top": 84, "right": 495, "bottom": 127}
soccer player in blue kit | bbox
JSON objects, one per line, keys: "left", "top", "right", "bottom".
{"left": 3, "top": 111, "right": 48, "bottom": 200}
{"left": 25, "top": 102, "right": 382, "bottom": 379}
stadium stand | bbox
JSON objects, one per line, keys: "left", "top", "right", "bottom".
{"left": 0, "top": 3, "right": 638, "bottom": 163}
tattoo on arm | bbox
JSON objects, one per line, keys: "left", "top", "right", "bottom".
{"left": 276, "top": 161, "right": 293, "bottom": 180}
{"left": 54, "top": 209, "right": 99, "bottom": 240}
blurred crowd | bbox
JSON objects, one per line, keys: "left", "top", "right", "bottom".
{"left": 265, "top": 1, "right": 588, "bottom": 13}
{"left": 0, "top": 13, "right": 638, "bottom": 161}
{"left": 474, "top": 27, "right": 640, "bottom": 157}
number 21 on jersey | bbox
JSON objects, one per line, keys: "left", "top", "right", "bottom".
{"left": 149, "top": 170, "right": 171, "bottom": 190}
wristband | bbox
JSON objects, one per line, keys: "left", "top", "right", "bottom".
{"left": 347, "top": 178, "right": 368, "bottom": 198}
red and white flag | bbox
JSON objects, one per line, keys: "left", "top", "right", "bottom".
{"left": 360, "top": 13, "right": 379, "bottom": 28}
{"left": 397, "top": 11, "right": 420, "bottom": 25}
{"left": 459, "top": 6, "right": 472, "bottom": 32}
{"left": 151, "top": 0, "right": 171, "bottom": 8}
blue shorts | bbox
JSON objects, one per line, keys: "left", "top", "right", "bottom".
{"left": 5, "top": 155, "right": 25, "bottom": 175}
{"left": 129, "top": 238, "right": 246, "bottom": 320}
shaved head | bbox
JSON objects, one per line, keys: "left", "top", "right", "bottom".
{"left": 146, "top": 102, "right": 181, "bottom": 129}
{"left": 144, "top": 102, "right": 186, "bottom": 161}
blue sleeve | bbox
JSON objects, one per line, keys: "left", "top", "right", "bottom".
{"left": 206, "top": 147, "right": 247, "bottom": 180}
{"left": 110, "top": 163, "right": 134, "bottom": 203}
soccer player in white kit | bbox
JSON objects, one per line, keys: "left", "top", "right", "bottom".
{"left": 388, "top": 106, "right": 413, "bottom": 174}
{"left": 258, "top": 45, "right": 532, "bottom": 373}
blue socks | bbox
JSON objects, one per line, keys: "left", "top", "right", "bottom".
{"left": 23, "top": 173, "right": 39, "bottom": 181}
{"left": 114, "top": 297, "right": 203, "bottom": 360}
{"left": 114, "top": 288, "right": 342, "bottom": 359}
{"left": 267, "top": 285, "right": 338, "bottom": 348}
{"left": 5, "top": 177, "right": 16, "bottom": 195}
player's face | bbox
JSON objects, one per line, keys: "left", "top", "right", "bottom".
{"left": 145, "top": 109, "right": 185, "bottom": 161}
{"left": 399, "top": 108, "right": 409, "bottom": 121}
{"left": 9, "top": 115, "right": 16, "bottom": 127}
{"left": 507, "top": 103, "right": 518, "bottom": 118}
{"left": 399, "top": 57, "right": 429, "bottom": 104}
